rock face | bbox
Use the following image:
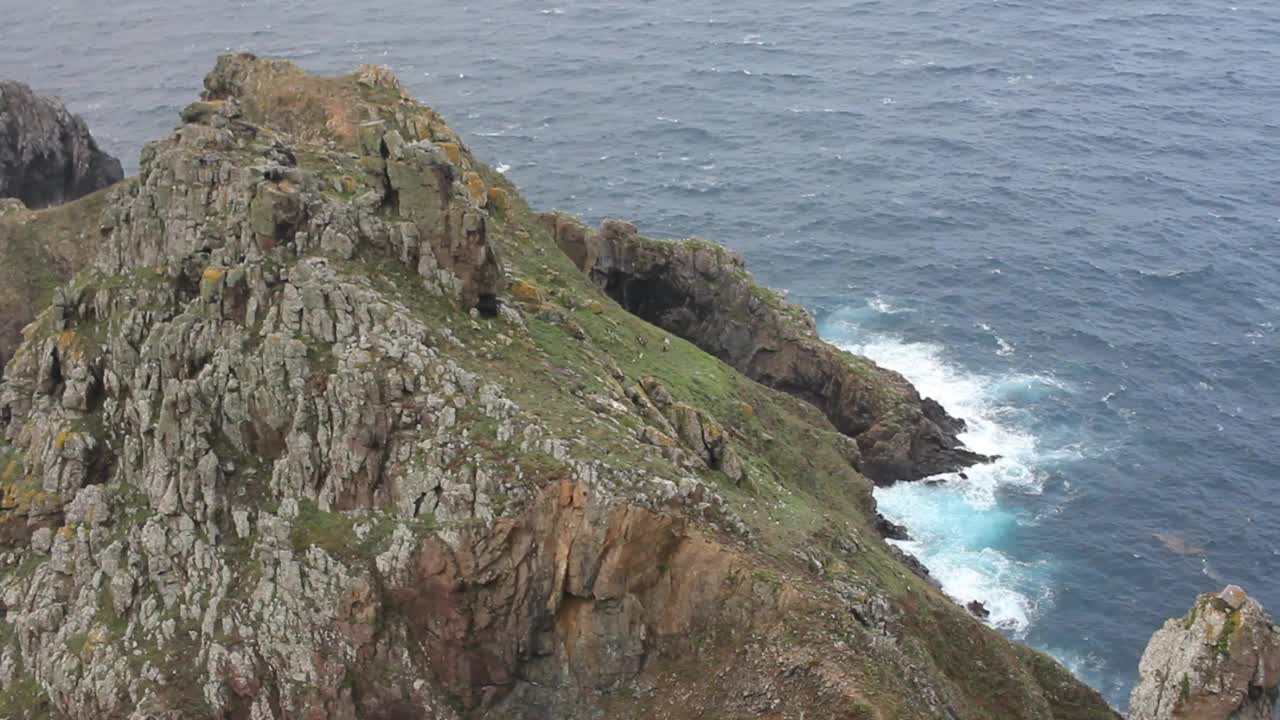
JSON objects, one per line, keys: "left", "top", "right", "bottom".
{"left": 544, "top": 214, "right": 990, "bottom": 484}
{"left": 1130, "top": 585, "right": 1280, "bottom": 720}
{"left": 0, "top": 80, "right": 123, "bottom": 208}
{"left": 0, "top": 54, "right": 1116, "bottom": 720}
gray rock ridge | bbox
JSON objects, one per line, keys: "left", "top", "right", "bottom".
{"left": 0, "top": 80, "right": 124, "bottom": 208}
{"left": 1130, "top": 585, "right": 1280, "bottom": 720}
{"left": 542, "top": 213, "right": 992, "bottom": 485}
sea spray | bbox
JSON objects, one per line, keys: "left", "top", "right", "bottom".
{"left": 822, "top": 303, "right": 1067, "bottom": 635}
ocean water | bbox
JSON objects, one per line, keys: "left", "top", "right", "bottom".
{"left": 5, "top": 0, "right": 1279, "bottom": 710}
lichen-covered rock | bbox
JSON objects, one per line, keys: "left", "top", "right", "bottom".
{"left": 547, "top": 214, "right": 989, "bottom": 484}
{"left": 634, "top": 377, "right": 749, "bottom": 484}
{"left": 0, "top": 54, "right": 1116, "bottom": 720}
{"left": 0, "top": 80, "right": 123, "bottom": 208}
{"left": 1129, "top": 585, "right": 1280, "bottom": 720}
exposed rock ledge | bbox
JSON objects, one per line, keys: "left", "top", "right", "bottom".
{"left": 0, "top": 80, "right": 124, "bottom": 209}
{"left": 1130, "top": 585, "right": 1279, "bottom": 720}
{"left": 543, "top": 214, "right": 991, "bottom": 485}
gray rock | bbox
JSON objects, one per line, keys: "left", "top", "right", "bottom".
{"left": 0, "top": 80, "right": 123, "bottom": 208}
{"left": 1130, "top": 586, "right": 1280, "bottom": 720}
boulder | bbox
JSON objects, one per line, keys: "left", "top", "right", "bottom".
{"left": 1130, "top": 585, "right": 1280, "bottom": 720}
{"left": 0, "top": 80, "right": 123, "bottom": 208}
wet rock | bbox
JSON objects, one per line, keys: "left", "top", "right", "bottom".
{"left": 0, "top": 81, "right": 123, "bottom": 209}
{"left": 1129, "top": 585, "right": 1280, "bottom": 720}
{"left": 874, "top": 512, "right": 911, "bottom": 541}
{"left": 966, "top": 601, "right": 991, "bottom": 620}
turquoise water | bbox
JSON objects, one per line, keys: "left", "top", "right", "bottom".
{"left": 6, "top": 0, "right": 1279, "bottom": 709}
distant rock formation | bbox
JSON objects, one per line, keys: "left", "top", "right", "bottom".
{"left": 543, "top": 213, "right": 991, "bottom": 484}
{"left": 1130, "top": 585, "right": 1280, "bottom": 720}
{"left": 0, "top": 80, "right": 123, "bottom": 208}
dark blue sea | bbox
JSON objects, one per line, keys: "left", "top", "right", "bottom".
{"left": 6, "top": 0, "right": 1279, "bottom": 710}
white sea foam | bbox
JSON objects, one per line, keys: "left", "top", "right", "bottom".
{"left": 829, "top": 311, "right": 1066, "bottom": 636}
{"left": 867, "top": 294, "right": 915, "bottom": 315}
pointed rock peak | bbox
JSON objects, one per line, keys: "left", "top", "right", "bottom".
{"left": 1130, "top": 585, "right": 1280, "bottom": 720}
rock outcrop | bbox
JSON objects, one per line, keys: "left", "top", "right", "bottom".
{"left": 0, "top": 81, "right": 123, "bottom": 208}
{"left": 1130, "top": 585, "right": 1280, "bottom": 720}
{"left": 544, "top": 214, "right": 990, "bottom": 484}
{"left": 0, "top": 54, "right": 1116, "bottom": 719}
{"left": 0, "top": 190, "right": 109, "bottom": 376}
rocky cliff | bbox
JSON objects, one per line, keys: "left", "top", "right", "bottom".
{"left": 1130, "top": 585, "right": 1279, "bottom": 720}
{"left": 0, "top": 81, "right": 123, "bottom": 209}
{"left": 0, "top": 54, "right": 1117, "bottom": 719}
{"left": 543, "top": 214, "right": 989, "bottom": 484}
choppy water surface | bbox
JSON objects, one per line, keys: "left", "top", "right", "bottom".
{"left": 6, "top": 0, "right": 1279, "bottom": 709}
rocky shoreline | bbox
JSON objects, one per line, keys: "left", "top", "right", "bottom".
{"left": 0, "top": 53, "right": 1271, "bottom": 720}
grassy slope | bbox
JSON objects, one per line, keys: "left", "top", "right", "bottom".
{"left": 0, "top": 188, "right": 113, "bottom": 370}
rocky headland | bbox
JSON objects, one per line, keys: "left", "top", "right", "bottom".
{"left": 0, "top": 81, "right": 123, "bottom": 209}
{"left": 0, "top": 52, "right": 1259, "bottom": 720}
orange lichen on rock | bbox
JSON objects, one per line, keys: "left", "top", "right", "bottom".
{"left": 487, "top": 186, "right": 509, "bottom": 211}
{"left": 439, "top": 142, "right": 461, "bottom": 165}
{"left": 55, "top": 430, "right": 75, "bottom": 450}
{"left": 510, "top": 279, "right": 544, "bottom": 304}
{"left": 463, "top": 171, "right": 487, "bottom": 204}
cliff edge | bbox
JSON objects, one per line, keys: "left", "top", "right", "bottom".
{"left": 0, "top": 54, "right": 1114, "bottom": 719}
{"left": 1130, "top": 585, "right": 1279, "bottom": 720}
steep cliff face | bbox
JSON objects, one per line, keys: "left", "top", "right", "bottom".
{"left": 0, "top": 54, "right": 1116, "bottom": 719}
{"left": 0, "top": 81, "right": 123, "bottom": 209}
{"left": 1130, "top": 585, "right": 1280, "bottom": 720}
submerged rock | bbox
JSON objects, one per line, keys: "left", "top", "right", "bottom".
{"left": 1129, "top": 585, "right": 1280, "bottom": 720}
{"left": 0, "top": 80, "right": 123, "bottom": 208}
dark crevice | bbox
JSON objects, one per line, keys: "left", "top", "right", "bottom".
{"left": 378, "top": 139, "right": 400, "bottom": 214}
{"left": 476, "top": 293, "right": 499, "bottom": 318}
{"left": 48, "top": 343, "right": 64, "bottom": 387}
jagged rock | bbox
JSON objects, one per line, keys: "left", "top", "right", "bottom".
{"left": 0, "top": 80, "right": 123, "bottom": 208}
{"left": 634, "top": 377, "right": 749, "bottom": 484}
{"left": 1130, "top": 585, "right": 1280, "bottom": 720}
{"left": 966, "top": 601, "right": 991, "bottom": 620}
{"left": 874, "top": 512, "right": 911, "bottom": 541}
{"left": 546, "top": 214, "right": 990, "bottom": 485}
